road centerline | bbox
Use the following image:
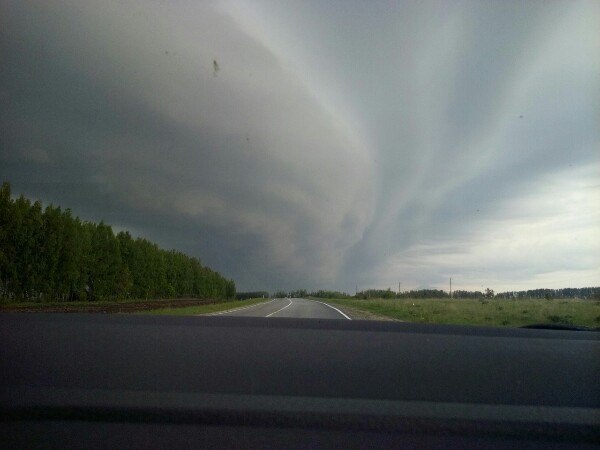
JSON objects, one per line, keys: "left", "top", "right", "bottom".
{"left": 266, "top": 298, "right": 293, "bottom": 317}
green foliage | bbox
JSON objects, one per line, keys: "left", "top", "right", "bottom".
{"left": 289, "top": 289, "right": 308, "bottom": 298}
{"left": 0, "top": 182, "right": 235, "bottom": 302}
{"left": 273, "top": 289, "right": 347, "bottom": 298}
{"left": 454, "top": 290, "right": 485, "bottom": 298}
{"left": 547, "top": 314, "right": 573, "bottom": 324}
{"left": 354, "top": 287, "right": 599, "bottom": 301}
{"left": 310, "top": 290, "right": 352, "bottom": 299}
{"left": 495, "top": 287, "right": 600, "bottom": 299}
{"left": 359, "top": 288, "right": 449, "bottom": 299}
{"left": 236, "top": 291, "right": 270, "bottom": 300}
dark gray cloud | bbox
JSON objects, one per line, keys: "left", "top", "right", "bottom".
{"left": 1, "top": 0, "right": 374, "bottom": 290}
{"left": 1, "top": 0, "right": 598, "bottom": 292}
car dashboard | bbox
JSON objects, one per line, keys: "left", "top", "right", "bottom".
{"left": 1, "top": 314, "right": 598, "bottom": 448}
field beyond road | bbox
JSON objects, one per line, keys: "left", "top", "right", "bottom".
{"left": 323, "top": 297, "right": 600, "bottom": 328}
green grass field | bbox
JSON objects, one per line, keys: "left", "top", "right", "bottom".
{"left": 325, "top": 297, "right": 600, "bottom": 328}
{"left": 0, "top": 298, "right": 161, "bottom": 309}
{"left": 0, "top": 297, "right": 268, "bottom": 314}
{"left": 135, "top": 298, "right": 270, "bottom": 315}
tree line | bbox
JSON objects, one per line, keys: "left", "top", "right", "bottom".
{"left": 356, "top": 289, "right": 452, "bottom": 299}
{"left": 495, "top": 287, "right": 600, "bottom": 300}
{"left": 0, "top": 182, "right": 235, "bottom": 302}
{"left": 236, "top": 291, "right": 269, "bottom": 300}
{"left": 270, "top": 289, "right": 351, "bottom": 299}
{"left": 357, "top": 287, "right": 599, "bottom": 300}
{"left": 271, "top": 287, "right": 599, "bottom": 300}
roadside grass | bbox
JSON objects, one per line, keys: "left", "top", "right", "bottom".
{"left": 0, "top": 297, "right": 259, "bottom": 313}
{"left": 0, "top": 298, "right": 160, "bottom": 309}
{"left": 135, "top": 298, "right": 270, "bottom": 315}
{"left": 324, "top": 297, "right": 600, "bottom": 328}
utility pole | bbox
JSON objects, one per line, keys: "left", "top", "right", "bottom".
{"left": 450, "top": 277, "right": 452, "bottom": 298}
{"left": 398, "top": 282, "right": 401, "bottom": 294}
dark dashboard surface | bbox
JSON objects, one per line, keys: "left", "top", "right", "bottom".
{"left": 1, "top": 314, "right": 599, "bottom": 448}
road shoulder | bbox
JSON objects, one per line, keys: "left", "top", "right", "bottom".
{"left": 315, "top": 300, "right": 401, "bottom": 321}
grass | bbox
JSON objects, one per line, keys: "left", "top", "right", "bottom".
{"left": 0, "top": 298, "right": 160, "bottom": 309}
{"left": 324, "top": 297, "right": 600, "bottom": 328}
{"left": 0, "top": 297, "right": 267, "bottom": 313}
{"left": 135, "top": 297, "right": 270, "bottom": 315}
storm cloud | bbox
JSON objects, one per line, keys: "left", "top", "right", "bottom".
{"left": 1, "top": 0, "right": 598, "bottom": 292}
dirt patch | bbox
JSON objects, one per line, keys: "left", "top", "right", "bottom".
{"left": 0, "top": 298, "right": 224, "bottom": 314}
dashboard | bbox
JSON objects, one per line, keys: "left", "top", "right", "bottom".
{"left": 1, "top": 313, "right": 598, "bottom": 448}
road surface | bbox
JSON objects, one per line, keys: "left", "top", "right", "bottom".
{"left": 210, "top": 297, "right": 351, "bottom": 319}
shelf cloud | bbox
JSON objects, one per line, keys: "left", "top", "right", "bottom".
{"left": 1, "top": 0, "right": 598, "bottom": 292}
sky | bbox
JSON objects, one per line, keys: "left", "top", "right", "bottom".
{"left": 1, "top": 0, "right": 599, "bottom": 293}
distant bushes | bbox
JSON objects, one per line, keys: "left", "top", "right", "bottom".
{"left": 0, "top": 182, "right": 235, "bottom": 302}
{"left": 276, "top": 286, "right": 600, "bottom": 301}
{"left": 310, "top": 290, "right": 353, "bottom": 299}
{"left": 272, "top": 290, "right": 353, "bottom": 299}
{"left": 354, "top": 287, "right": 599, "bottom": 300}
{"left": 356, "top": 289, "right": 400, "bottom": 299}
{"left": 357, "top": 289, "right": 449, "bottom": 299}
{"left": 236, "top": 291, "right": 270, "bottom": 300}
{"left": 495, "top": 288, "right": 600, "bottom": 300}
{"left": 452, "top": 290, "right": 485, "bottom": 299}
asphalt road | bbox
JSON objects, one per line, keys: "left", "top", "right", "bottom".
{"left": 211, "top": 297, "right": 351, "bottom": 319}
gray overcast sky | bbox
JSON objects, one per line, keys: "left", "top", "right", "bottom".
{"left": 1, "top": 0, "right": 599, "bottom": 293}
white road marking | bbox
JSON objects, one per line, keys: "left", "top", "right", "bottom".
{"left": 309, "top": 299, "right": 352, "bottom": 320}
{"left": 266, "top": 298, "right": 293, "bottom": 317}
{"left": 206, "top": 299, "right": 275, "bottom": 316}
